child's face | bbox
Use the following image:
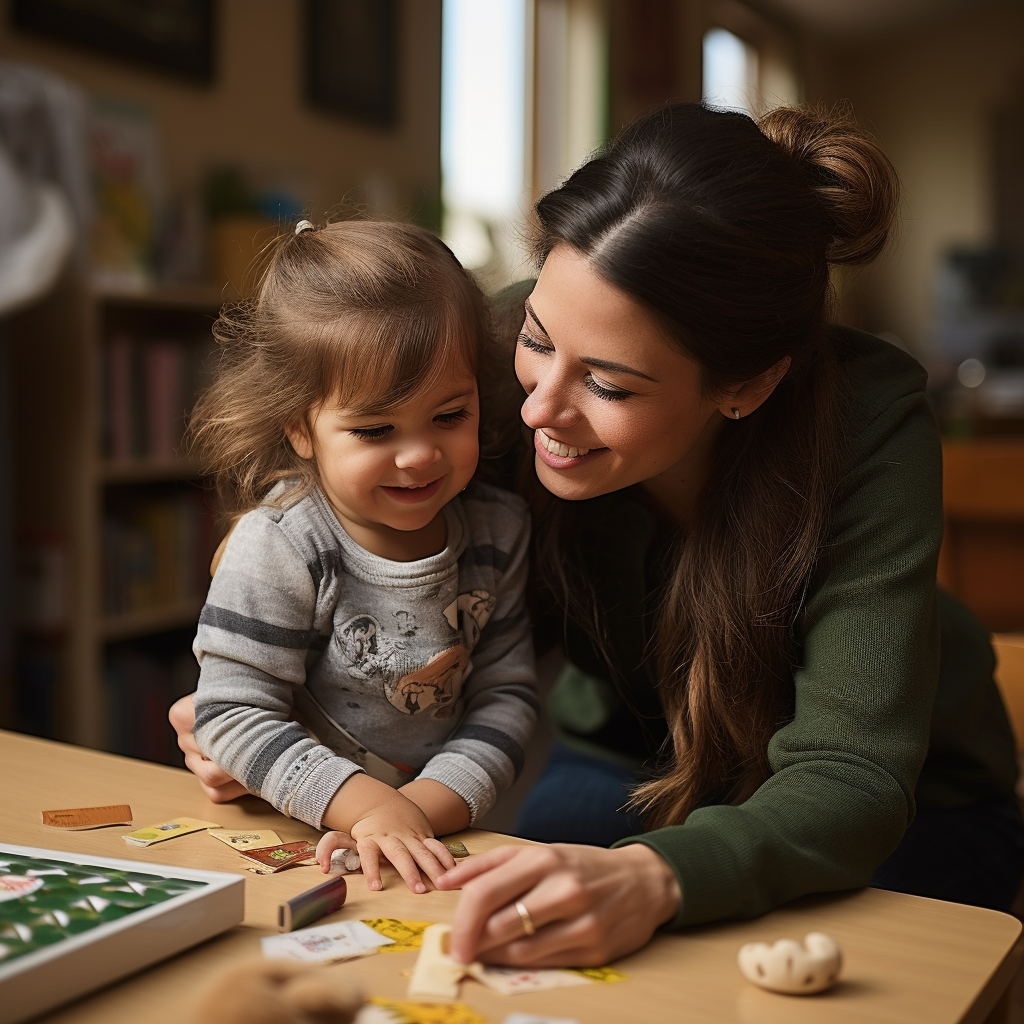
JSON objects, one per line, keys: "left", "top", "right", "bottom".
{"left": 288, "top": 367, "right": 480, "bottom": 559}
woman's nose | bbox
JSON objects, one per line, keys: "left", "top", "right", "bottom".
{"left": 520, "top": 372, "right": 579, "bottom": 430}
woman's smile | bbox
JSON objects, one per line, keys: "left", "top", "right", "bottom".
{"left": 515, "top": 245, "right": 724, "bottom": 510}
{"left": 536, "top": 428, "right": 593, "bottom": 460}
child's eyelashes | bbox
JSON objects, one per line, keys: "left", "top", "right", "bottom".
{"left": 347, "top": 407, "right": 471, "bottom": 441}
{"left": 349, "top": 424, "right": 393, "bottom": 440}
{"left": 434, "top": 407, "right": 472, "bottom": 426}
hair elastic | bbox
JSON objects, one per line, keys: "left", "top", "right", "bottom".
{"left": 295, "top": 219, "right": 315, "bottom": 236}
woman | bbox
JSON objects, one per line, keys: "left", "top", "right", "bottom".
{"left": 171, "top": 101, "right": 1024, "bottom": 967}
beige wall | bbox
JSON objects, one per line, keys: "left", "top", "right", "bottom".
{"left": 0, "top": 0, "right": 442, "bottom": 226}
{"left": 802, "top": 1, "right": 1024, "bottom": 355}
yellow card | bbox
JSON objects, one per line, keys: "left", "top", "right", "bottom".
{"left": 122, "top": 817, "right": 220, "bottom": 847}
{"left": 362, "top": 919, "right": 435, "bottom": 952}
{"left": 366, "top": 997, "right": 486, "bottom": 1024}
{"left": 571, "top": 965, "right": 628, "bottom": 983}
{"left": 207, "top": 828, "right": 283, "bottom": 851}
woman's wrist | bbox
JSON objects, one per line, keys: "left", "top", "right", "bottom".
{"left": 616, "top": 842, "right": 682, "bottom": 927}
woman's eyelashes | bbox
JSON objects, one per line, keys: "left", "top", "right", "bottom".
{"left": 517, "top": 332, "right": 551, "bottom": 354}
{"left": 584, "top": 374, "right": 633, "bottom": 401}
{"left": 519, "top": 332, "right": 634, "bottom": 402}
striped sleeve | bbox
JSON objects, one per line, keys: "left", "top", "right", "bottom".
{"left": 191, "top": 510, "right": 363, "bottom": 826}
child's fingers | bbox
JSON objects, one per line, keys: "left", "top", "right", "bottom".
{"left": 379, "top": 838, "right": 430, "bottom": 894}
{"left": 315, "top": 831, "right": 356, "bottom": 873}
{"left": 358, "top": 841, "right": 384, "bottom": 891}
{"left": 423, "top": 838, "right": 458, "bottom": 873}
{"left": 409, "top": 841, "right": 455, "bottom": 885}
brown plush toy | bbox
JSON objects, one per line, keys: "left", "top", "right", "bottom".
{"left": 188, "top": 959, "right": 364, "bottom": 1024}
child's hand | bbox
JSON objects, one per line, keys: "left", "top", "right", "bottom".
{"left": 316, "top": 830, "right": 360, "bottom": 873}
{"left": 321, "top": 775, "right": 457, "bottom": 894}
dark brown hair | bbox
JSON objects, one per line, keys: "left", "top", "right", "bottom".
{"left": 189, "top": 219, "right": 491, "bottom": 517}
{"left": 530, "top": 102, "right": 900, "bottom": 827}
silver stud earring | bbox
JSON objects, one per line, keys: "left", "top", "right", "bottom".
{"left": 731, "top": 408, "right": 741, "bottom": 420}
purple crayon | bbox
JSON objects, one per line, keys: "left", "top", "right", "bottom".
{"left": 277, "top": 874, "right": 348, "bottom": 932}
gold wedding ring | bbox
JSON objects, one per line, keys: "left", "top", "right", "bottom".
{"left": 514, "top": 899, "right": 536, "bottom": 936}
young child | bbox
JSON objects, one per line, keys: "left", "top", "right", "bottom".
{"left": 189, "top": 219, "right": 537, "bottom": 894}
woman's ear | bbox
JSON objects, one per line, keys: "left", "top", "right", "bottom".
{"left": 719, "top": 356, "right": 791, "bottom": 420}
{"left": 285, "top": 419, "right": 315, "bottom": 460}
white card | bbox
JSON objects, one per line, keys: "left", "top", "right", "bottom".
{"left": 502, "top": 1016, "right": 583, "bottom": 1024}
{"left": 470, "top": 964, "right": 593, "bottom": 995}
{"left": 261, "top": 920, "right": 394, "bottom": 962}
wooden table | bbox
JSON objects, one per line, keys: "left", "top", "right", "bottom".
{"left": 2, "top": 730, "right": 1022, "bottom": 1024}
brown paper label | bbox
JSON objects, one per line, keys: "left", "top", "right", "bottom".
{"left": 41, "top": 804, "right": 133, "bottom": 829}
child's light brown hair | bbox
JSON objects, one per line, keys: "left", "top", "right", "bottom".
{"left": 189, "top": 219, "right": 491, "bottom": 518}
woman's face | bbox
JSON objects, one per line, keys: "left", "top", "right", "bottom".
{"left": 515, "top": 244, "right": 727, "bottom": 511}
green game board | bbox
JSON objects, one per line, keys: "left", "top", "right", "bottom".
{"left": 0, "top": 850, "right": 209, "bottom": 964}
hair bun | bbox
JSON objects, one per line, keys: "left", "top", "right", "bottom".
{"left": 757, "top": 104, "right": 900, "bottom": 266}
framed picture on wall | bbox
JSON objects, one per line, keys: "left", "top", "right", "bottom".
{"left": 305, "top": 0, "right": 398, "bottom": 129}
{"left": 9, "top": 0, "right": 216, "bottom": 84}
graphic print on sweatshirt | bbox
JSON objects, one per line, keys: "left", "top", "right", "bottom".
{"left": 334, "top": 589, "right": 496, "bottom": 718}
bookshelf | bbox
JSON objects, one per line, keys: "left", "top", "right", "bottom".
{"left": 10, "top": 275, "right": 223, "bottom": 762}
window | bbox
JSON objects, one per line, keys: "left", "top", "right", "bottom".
{"left": 702, "top": 27, "right": 758, "bottom": 115}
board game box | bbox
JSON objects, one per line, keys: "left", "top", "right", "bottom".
{"left": 0, "top": 843, "right": 245, "bottom": 1024}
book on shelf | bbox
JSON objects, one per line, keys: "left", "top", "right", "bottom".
{"left": 104, "top": 643, "right": 199, "bottom": 765}
{"left": 100, "top": 333, "right": 214, "bottom": 463}
{"left": 102, "top": 490, "right": 214, "bottom": 619}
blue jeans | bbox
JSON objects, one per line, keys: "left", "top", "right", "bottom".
{"left": 515, "top": 742, "right": 1024, "bottom": 912}
{"left": 514, "top": 742, "right": 646, "bottom": 847}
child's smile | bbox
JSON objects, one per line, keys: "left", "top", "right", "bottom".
{"left": 288, "top": 368, "right": 480, "bottom": 561}
{"left": 381, "top": 479, "right": 446, "bottom": 503}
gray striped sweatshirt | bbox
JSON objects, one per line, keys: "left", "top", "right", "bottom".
{"left": 192, "top": 480, "right": 538, "bottom": 828}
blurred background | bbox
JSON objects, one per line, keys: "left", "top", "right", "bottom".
{"left": 0, "top": 0, "right": 1022, "bottom": 771}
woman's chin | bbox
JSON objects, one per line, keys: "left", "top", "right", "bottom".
{"left": 535, "top": 455, "right": 618, "bottom": 502}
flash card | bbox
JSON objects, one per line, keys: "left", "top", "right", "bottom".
{"left": 239, "top": 840, "right": 317, "bottom": 873}
{"left": 42, "top": 805, "right": 132, "bottom": 830}
{"left": 207, "top": 828, "right": 283, "bottom": 851}
{"left": 261, "top": 920, "right": 394, "bottom": 962}
{"left": 122, "top": 817, "right": 220, "bottom": 847}
{"left": 468, "top": 965, "right": 593, "bottom": 995}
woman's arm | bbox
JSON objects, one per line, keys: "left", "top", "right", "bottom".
{"left": 438, "top": 842, "right": 680, "bottom": 966}
{"left": 168, "top": 694, "right": 246, "bottom": 802}
{"left": 623, "top": 333, "right": 946, "bottom": 928}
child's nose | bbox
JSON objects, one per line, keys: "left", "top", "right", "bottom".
{"left": 395, "top": 442, "right": 442, "bottom": 470}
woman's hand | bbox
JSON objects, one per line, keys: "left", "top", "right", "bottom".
{"left": 437, "top": 842, "right": 682, "bottom": 967}
{"left": 321, "top": 774, "right": 457, "bottom": 894}
{"left": 168, "top": 694, "right": 248, "bottom": 803}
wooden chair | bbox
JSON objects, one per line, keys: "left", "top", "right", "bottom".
{"left": 940, "top": 440, "right": 1024, "bottom": 633}
{"left": 994, "top": 633, "right": 1024, "bottom": 759}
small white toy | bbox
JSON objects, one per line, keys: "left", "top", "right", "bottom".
{"left": 737, "top": 931, "right": 843, "bottom": 994}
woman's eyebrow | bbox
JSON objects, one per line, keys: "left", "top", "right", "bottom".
{"left": 525, "top": 298, "right": 658, "bottom": 383}
{"left": 524, "top": 298, "right": 548, "bottom": 336}
{"left": 583, "top": 357, "right": 658, "bottom": 383}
